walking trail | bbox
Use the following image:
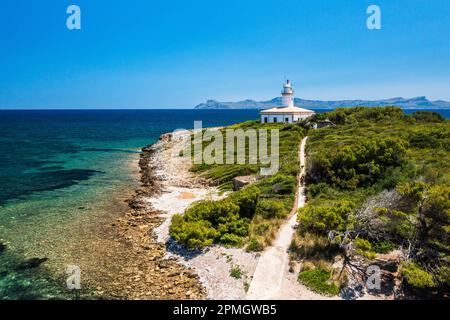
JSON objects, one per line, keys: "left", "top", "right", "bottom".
{"left": 246, "top": 137, "right": 312, "bottom": 300}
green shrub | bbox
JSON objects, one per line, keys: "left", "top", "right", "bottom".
{"left": 298, "top": 200, "right": 354, "bottom": 234}
{"left": 169, "top": 184, "right": 263, "bottom": 248}
{"left": 219, "top": 232, "right": 246, "bottom": 246}
{"left": 230, "top": 265, "right": 243, "bottom": 279}
{"left": 401, "top": 262, "right": 436, "bottom": 288}
{"left": 408, "top": 132, "right": 442, "bottom": 149}
{"left": 373, "top": 207, "right": 416, "bottom": 241}
{"left": 307, "top": 183, "right": 333, "bottom": 198}
{"left": 229, "top": 186, "right": 260, "bottom": 218}
{"left": 246, "top": 237, "right": 264, "bottom": 252}
{"left": 169, "top": 215, "right": 219, "bottom": 248}
{"left": 170, "top": 197, "right": 251, "bottom": 248}
{"left": 354, "top": 238, "right": 372, "bottom": 251}
{"left": 372, "top": 241, "right": 395, "bottom": 254}
{"left": 256, "top": 199, "right": 287, "bottom": 219}
{"left": 268, "top": 174, "right": 296, "bottom": 195}
{"left": 313, "top": 106, "right": 406, "bottom": 125}
{"left": 354, "top": 238, "right": 376, "bottom": 259}
{"left": 412, "top": 111, "right": 445, "bottom": 123}
{"left": 298, "top": 268, "right": 340, "bottom": 296}
{"left": 184, "top": 199, "right": 240, "bottom": 224}
{"left": 308, "top": 137, "right": 408, "bottom": 189}
{"left": 253, "top": 222, "right": 270, "bottom": 235}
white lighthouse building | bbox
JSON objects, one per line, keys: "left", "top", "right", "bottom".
{"left": 260, "top": 80, "right": 315, "bottom": 123}
{"left": 281, "top": 80, "right": 295, "bottom": 107}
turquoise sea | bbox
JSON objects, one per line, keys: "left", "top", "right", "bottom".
{"left": 0, "top": 108, "right": 448, "bottom": 299}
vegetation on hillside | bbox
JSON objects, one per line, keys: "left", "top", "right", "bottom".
{"left": 170, "top": 121, "right": 305, "bottom": 249}
{"left": 291, "top": 107, "right": 449, "bottom": 298}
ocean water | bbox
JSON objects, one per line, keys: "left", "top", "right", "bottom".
{"left": 0, "top": 108, "right": 448, "bottom": 299}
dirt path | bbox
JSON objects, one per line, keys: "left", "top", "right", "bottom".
{"left": 246, "top": 137, "right": 311, "bottom": 300}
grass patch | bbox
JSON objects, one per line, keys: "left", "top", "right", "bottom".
{"left": 230, "top": 265, "right": 244, "bottom": 279}
{"left": 298, "top": 268, "right": 340, "bottom": 296}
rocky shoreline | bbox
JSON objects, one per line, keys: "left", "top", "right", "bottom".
{"left": 108, "top": 133, "right": 206, "bottom": 299}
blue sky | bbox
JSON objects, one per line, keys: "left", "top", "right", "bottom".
{"left": 1, "top": 0, "right": 449, "bottom": 109}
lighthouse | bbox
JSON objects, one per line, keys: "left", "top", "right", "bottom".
{"left": 260, "top": 80, "right": 315, "bottom": 123}
{"left": 281, "top": 80, "right": 294, "bottom": 107}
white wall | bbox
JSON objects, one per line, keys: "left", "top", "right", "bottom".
{"left": 282, "top": 95, "right": 294, "bottom": 107}
{"left": 293, "top": 114, "right": 313, "bottom": 121}
{"left": 261, "top": 113, "right": 313, "bottom": 123}
{"left": 261, "top": 114, "right": 293, "bottom": 123}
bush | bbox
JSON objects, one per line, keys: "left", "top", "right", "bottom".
{"left": 354, "top": 238, "right": 376, "bottom": 259}
{"left": 308, "top": 137, "right": 408, "bottom": 189}
{"left": 401, "top": 262, "right": 436, "bottom": 288}
{"left": 298, "top": 268, "right": 340, "bottom": 296}
{"left": 184, "top": 199, "right": 240, "bottom": 224}
{"left": 412, "top": 111, "right": 445, "bottom": 123}
{"left": 229, "top": 186, "right": 260, "bottom": 218}
{"left": 170, "top": 198, "right": 248, "bottom": 248}
{"left": 354, "top": 238, "right": 372, "bottom": 250}
{"left": 408, "top": 132, "right": 442, "bottom": 149}
{"left": 169, "top": 215, "right": 218, "bottom": 248}
{"left": 219, "top": 232, "right": 246, "bottom": 246}
{"left": 253, "top": 222, "right": 270, "bottom": 235}
{"left": 256, "top": 199, "right": 287, "bottom": 219}
{"left": 230, "top": 265, "right": 244, "bottom": 279}
{"left": 246, "top": 237, "right": 264, "bottom": 252}
{"left": 298, "top": 200, "right": 354, "bottom": 234}
{"left": 372, "top": 241, "right": 395, "bottom": 254}
{"left": 268, "top": 174, "right": 296, "bottom": 195}
{"left": 372, "top": 207, "right": 415, "bottom": 241}
{"left": 314, "top": 106, "right": 406, "bottom": 125}
{"left": 170, "top": 187, "right": 261, "bottom": 248}
{"left": 307, "top": 183, "right": 333, "bottom": 198}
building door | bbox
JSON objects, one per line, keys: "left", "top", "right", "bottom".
{"left": 285, "top": 117, "right": 289, "bottom": 122}
{"left": 274, "top": 118, "right": 277, "bottom": 123}
{"left": 264, "top": 117, "right": 268, "bottom": 123}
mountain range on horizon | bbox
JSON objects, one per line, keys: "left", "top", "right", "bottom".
{"left": 194, "top": 96, "right": 450, "bottom": 110}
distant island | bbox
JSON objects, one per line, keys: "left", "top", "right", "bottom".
{"left": 195, "top": 96, "right": 450, "bottom": 110}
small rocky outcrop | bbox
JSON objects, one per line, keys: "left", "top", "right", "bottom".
{"left": 159, "top": 133, "right": 172, "bottom": 143}
{"left": 15, "top": 257, "right": 48, "bottom": 270}
{"left": 232, "top": 175, "right": 257, "bottom": 191}
{"left": 138, "top": 144, "right": 163, "bottom": 195}
{"left": 0, "top": 242, "right": 6, "bottom": 253}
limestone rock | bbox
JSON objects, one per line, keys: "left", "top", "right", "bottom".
{"left": 232, "top": 175, "right": 257, "bottom": 191}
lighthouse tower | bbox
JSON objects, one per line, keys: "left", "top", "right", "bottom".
{"left": 281, "top": 80, "right": 294, "bottom": 107}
